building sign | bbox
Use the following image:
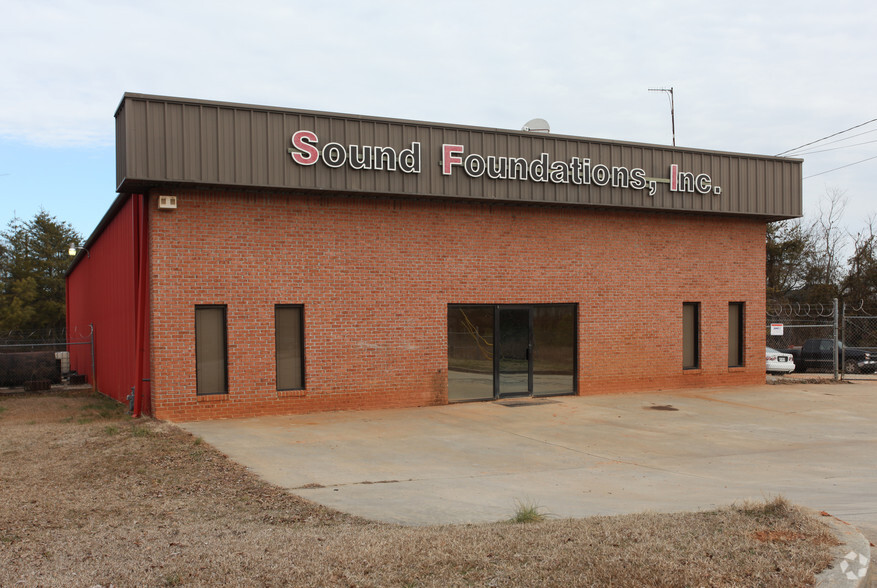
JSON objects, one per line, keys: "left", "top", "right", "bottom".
{"left": 289, "top": 130, "right": 422, "bottom": 174}
{"left": 289, "top": 130, "right": 722, "bottom": 198}
{"left": 116, "top": 94, "right": 803, "bottom": 219}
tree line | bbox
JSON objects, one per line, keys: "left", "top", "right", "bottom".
{"left": 767, "top": 188, "right": 876, "bottom": 310}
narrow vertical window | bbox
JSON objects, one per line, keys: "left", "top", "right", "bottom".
{"left": 195, "top": 305, "right": 227, "bottom": 395}
{"left": 683, "top": 302, "right": 700, "bottom": 369}
{"left": 275, "top": 305, "right": 304, "bottom": 390}
{"left": 728, "top": 302, "right": 744, "bottom": 367}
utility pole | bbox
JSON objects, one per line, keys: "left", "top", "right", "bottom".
{"left": 648, "top": 87, "right": 675, "bottom": 146}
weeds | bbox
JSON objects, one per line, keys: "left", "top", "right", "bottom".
{"left": 131, "top": 425, "right": 152, "bottom": 438}
{"left": 81, "top": 398, "right": 125, "bottom": 420}
{"left": 509, "top": 499, "right": 548, "bottom": 524}
{"left": 739, "top": 495, "right": 792, "bottom": 517}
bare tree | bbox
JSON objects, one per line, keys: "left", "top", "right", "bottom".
{"left": 802, "top": 188, "right": 848, "bottom": 299}
{"left": 766, "top": 218, "right": 811, "bottom": 301}
{"left": 842, "top": 213, "right": 877, "bottom": 309}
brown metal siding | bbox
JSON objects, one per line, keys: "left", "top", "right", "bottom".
{"left": 116, "top": 93, "right": 802, "bottom": 219}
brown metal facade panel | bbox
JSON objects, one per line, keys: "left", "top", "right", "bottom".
{"left": 182, "top": 104, "right": 200, "bottom": 181}
{"left": 267, "top": 112, "right": 286, "bottom": 187}
{"left": 199, "top": 106, "right": 218, "bottom": 184}
{"left": 166, "top": 103, "right": 184, "bottom": 181}
{"left": 147, "top": 101, "right": 166, "bottom": 182}
{"left": 233, "top": 109, "right": 251, "bottom": 185}
{"left": 116, "top": 93, "right": 802, "bottom": 219}
{"left": 217, "top": 108, "right": 235, "bottom": 185}
{"left": 114, "top": 101, "right": 127, "bottom": 190}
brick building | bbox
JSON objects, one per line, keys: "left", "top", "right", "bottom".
{"left": 66, "top": 94, "right": 802, "bottom": 421}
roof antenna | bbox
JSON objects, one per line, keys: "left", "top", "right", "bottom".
{"left": 522, "top": 118, "right": 550, "bottom": 133}
{"left": 648, "top": 87, "right": 675, "bottom": 146}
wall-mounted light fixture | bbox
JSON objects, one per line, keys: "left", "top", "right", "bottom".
{"left": 68, "top": 243, "right": 90, "bottom": 258}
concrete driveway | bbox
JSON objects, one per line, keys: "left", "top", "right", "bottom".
{"left": 181, "top": 382, "right": 877, "bottom": 541}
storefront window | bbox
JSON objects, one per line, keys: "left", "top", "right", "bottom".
{"left": 532, "top": 305, "right": 576, "bottom": 396}
{"left": 447, "top": 306, "right": 495, "bottom": 401}
{"left": 448, "top": 304, "right": 576, "bottom": 401}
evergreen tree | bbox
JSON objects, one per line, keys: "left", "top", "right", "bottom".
{"left": 0, "top": 210, "right": 82, "bottom": 333}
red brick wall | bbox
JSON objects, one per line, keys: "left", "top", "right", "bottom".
{"left": 147, "top": 190, "right": 766, "bottom": 421}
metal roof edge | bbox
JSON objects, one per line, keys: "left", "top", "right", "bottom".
{"left": 118, "top": 92, "right": 803, "bottom": 164}
{"left": 65, "top": 192, "right": 131, "bottom": 277}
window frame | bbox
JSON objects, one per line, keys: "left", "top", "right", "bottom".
{"left": 683, "top": 302, "right": 700, "bottom": 370}
{"left": 195, "top": 304, "right": 228, "bottom": 396}
{"left": 728, "top": 302, "right": 745, "bottom": 367}
{"left": 274, "top": 304, "right": 305, "bottom": 391}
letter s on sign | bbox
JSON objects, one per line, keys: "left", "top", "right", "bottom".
{"left": 290, "top": 130, "right": 319, "bottom": 165}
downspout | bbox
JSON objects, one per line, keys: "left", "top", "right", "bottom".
{"left": 65, "top": 273, "right": 71, "bottom": 370}
{"left": 133, "top": 194, "right": 149, "bottom": 417}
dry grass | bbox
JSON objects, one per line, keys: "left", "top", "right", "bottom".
{"left": 0, "top": 391, "right": 838, "bottom": 587}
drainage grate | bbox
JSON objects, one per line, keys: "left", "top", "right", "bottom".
{"left": 497, "top": 399, "right": 560, "bottom": 408}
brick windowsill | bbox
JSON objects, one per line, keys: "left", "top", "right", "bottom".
{"left": 278, "top": 389, "right": 307, "bottom": 398}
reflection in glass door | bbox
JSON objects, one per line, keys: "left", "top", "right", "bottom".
{"left": 497, "top": 307, "right": 531, "bottom": 397}
{"left": 532, "top": 305, "right": 576, "bottom": 397}
{"left": 448, "top": 304, "right": 576, "bottom": 402}
{"left": 447, "top": 306, "right": 495, "bottom": 401}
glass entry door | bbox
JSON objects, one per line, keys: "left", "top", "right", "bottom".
{"left": 497, "top": 307, "right": 532, "bottom": 397}
{"left": 448, "top": 304, "right": 576, "bottom": 402}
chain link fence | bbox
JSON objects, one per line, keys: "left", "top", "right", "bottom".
{"left": 767, "top": 300, "right": 877, "bottom": 380}
{"left": 840, "top": 308, "right": 877, "bottom": 380}
{"left": 766, "top": 301, "right": 836, "bottom": 378}
{"left": 0, "top": 328, "right": 93, "bottom": 391}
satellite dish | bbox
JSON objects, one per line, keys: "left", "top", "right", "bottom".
{"left": 522, "top": 118, "right": 550, "bottom": 133}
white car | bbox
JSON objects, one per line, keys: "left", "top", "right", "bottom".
{"left": 766, "top": 347, "right": 795, "bottom": 374}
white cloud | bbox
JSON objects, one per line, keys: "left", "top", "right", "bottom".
{"left": 2, "top": 0, "right": 875, "bottom": 229}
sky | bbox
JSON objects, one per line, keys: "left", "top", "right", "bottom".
{"left": 1, "top": 0, "right": 876, "bottom": 242}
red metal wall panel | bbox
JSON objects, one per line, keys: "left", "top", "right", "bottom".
{"left": 66, "top": 195, "right": 139, "bottom": 405}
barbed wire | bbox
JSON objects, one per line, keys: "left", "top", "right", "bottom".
{"left": 767, "top": 300, "right": 875, "bottom": 318}
{"left": 845, "top": 300, "right": 867, "bottom": 314}
{"left": 0, "top": 327, "right": 92, "bottom": 345}
{"left": 767, "top": 301, "right": 836, "bottom": 319}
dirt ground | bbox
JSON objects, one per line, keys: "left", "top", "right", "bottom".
{"left": 0, "top": 390, "right": 839, "bottom": 587}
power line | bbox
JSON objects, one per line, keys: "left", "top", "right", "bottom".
{"left": 776, "top": 118, "right": 877, "bottom": 157}
{"left": 791, "top": 128, "right": 877, "bottom": 154}
{"left": 793, "top": 138, "right": 877, "bottom": 156}
{"left": 802, "top": 154, "right": 877, "bottom": 179}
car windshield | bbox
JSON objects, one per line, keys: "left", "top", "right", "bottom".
{"left": 766, "top": 347, "right": 778, "bottom": 354}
